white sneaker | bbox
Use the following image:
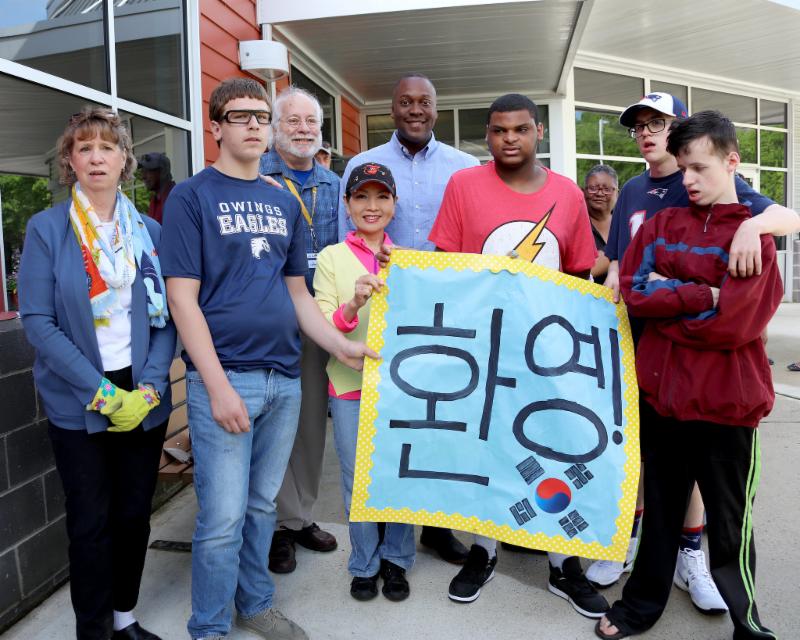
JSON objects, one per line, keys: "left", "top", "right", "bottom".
{"left": 673, "top": 548, "right": 728, "bottom": 615}
{"left": 586, "top": 536, "right": 638, "bottom": 587}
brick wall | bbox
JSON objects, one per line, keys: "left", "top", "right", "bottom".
{"left": 0, "top": 320, "right": 68, "bottom": 631}
{"left": 0, "top": 319, "right": 188, "bottom": 632}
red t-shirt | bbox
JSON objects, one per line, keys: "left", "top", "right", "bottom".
{"left": 429, "top": 163, "right": 596, "bottom": 274}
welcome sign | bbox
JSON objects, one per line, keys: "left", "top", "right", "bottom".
{"left": 350, "top": 250, "right": 640, "bottom": 562}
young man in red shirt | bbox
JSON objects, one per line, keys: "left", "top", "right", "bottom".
{"left": 429, "top": 93, "right": 607, "bottom": 618}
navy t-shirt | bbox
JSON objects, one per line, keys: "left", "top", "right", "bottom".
{"left": 160, "top": 167, "right": 307, "bottom": 376}
{"left": 605, "top": 170, "right": 774, "bottom": 262}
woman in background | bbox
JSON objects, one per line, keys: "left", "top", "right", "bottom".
{"left": 583, "top": 164, "right": 618, "bottom": 285}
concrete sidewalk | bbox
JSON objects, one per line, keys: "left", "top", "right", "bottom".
{"left": 4, "top": 304, "right": 800, "bottom": 640}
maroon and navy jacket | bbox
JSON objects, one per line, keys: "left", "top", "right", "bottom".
{"left": 619, "top": 202, "right": 783, "bottom": 427}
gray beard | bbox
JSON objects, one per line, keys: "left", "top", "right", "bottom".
{"left": 275, "top": 133, "right": 320, "bottom": 160}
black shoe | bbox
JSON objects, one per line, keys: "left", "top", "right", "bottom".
{"left": 500, "top": 541, "right": 547, "bottom": 555}
{"left": 448, "top": 545, "right": 497, "bottom": 602}
{"left": 112, "top": 622, "right": 162, "bottom": 640}
{"left": 350, "top": 574, "right": 379, "bottom": 601}
{"left": 269, "top": 529, "right": 297, "bottom": 574}
{"left": 380, "top": 559, "right": 410, "bottom": 602}
{"left": 420, "top": 526, "right": 469, "bottom": 564}
{"left": 295, "top": 523, "right": 337, "bottom": 552}
{"left": 548, "top": 556, "right": 609, "bottom": 619}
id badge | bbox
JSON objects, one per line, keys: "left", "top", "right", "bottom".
{"left": 307, "top": 252, "right": 318, "bottom": 269}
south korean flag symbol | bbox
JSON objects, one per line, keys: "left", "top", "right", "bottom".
{"left": 251, "top": 236, "right": 271, "bottom": 259}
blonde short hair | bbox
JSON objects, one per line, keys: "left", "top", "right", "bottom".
{"left": 57, "top": 106, "right": 136, "bottom": 186}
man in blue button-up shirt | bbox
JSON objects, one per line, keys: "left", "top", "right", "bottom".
{"left": 259, "top": 87, "right": 340, "bottom": 575}
{"left": 338, "top": 74, "right": 478, "bottom": 250}
{"left": 338, "top": 74, "right": 478, "bottom": 564}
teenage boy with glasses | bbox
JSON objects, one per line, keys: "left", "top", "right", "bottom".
{"left": 161, "top": 78, "right": 375, "bottom": 640}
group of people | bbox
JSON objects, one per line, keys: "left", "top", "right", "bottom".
{"left": 15, "top": 69, "right": 798, "bottom": 640}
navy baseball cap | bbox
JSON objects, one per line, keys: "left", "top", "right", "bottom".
{"left": 619, "top": 92, "right": 688, "bottom": 128}
{"left": 345, "top": 162, "right": 396, "bottom": 196}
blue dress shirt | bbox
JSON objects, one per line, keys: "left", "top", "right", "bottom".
{"left": 338, "top": 132, "right": 479, "bottom": 250}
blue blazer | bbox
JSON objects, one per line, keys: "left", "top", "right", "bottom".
{"left": 18, "top": 200, "right": 176, "bottom": 433}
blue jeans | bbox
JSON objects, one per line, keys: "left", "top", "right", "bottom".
{"left": 186, "top": 369, "right": 301, "bottom": 639}
{"left": 330, "top": 396, "right": 415, "bottom": 577}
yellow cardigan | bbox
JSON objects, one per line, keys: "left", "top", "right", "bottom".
{"left": 313, "top": 241, "right": 372, "bottom": 395}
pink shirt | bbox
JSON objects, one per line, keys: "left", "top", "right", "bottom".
{"left": 429, "top": 163, "right": 596, "bottom": 275}
{"left": 328, "top": 231, "right": 392, "bottom": 399}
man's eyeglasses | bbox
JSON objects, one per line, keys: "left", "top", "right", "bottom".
{"left": 281, "top": 116, "right": 321, "bottom": 129}
{"left": 628, "top": 117, "right": 667, "bottom": 138}
{"left": 586, "top": 186, "right": 617, "bottom": 195}
{"left": 221, "top": 110, "right": 271, "bottom": 125}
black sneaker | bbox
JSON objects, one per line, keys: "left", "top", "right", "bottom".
{"left": 548, "top": 556, "right": 609, "bottom": 618}
{"left": 380, "top": 560, "right": 410, "bottom": 602}
{"left": 350, "top": 574, "right": 379, "bottom": 601}
{"left": 448, "top": 545, "right": 497, "bottom": 603}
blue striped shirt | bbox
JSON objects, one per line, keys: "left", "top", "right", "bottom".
{"left": 338, "top": 132, "right": 479, "bottom": 250}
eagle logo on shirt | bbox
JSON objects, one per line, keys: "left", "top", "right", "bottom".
{"left": 250, "top": 236, "right": 271, "bottom": 259}
{"left": 647, "top": 188, "right": 668, "bottom": 199}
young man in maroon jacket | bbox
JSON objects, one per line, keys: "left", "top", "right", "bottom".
{"left": 596, "top": 111, "right": 781, "bottom": 640}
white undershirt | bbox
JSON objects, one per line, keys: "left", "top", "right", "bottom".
{"left": 92, "top": 216, "right": 133, "bottom": 371}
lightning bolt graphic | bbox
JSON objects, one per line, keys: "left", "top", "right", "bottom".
{"left": 513, "top": 204, "right": 555, "bottom": 262}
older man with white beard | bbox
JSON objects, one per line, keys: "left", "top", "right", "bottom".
{"left": 259, "top": 86, "right": 341, "bottom": 574}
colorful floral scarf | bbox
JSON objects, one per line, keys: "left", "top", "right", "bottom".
{"left": 69, "top": 183, "right": 168, "bottom": 328}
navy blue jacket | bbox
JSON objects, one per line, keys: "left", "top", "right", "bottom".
{"left": 18, "top": 200, "right": 176, "bottom": 433}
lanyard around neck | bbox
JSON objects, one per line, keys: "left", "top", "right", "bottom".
{"left": 283, "top": 176, "right": 319, "bottom": 251}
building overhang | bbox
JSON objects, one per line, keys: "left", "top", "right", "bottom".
{"left": 263, "top": 0, "right": 590, "bottom": 107}
{"left": 261, "top": 0, "right": 800, "bottom": 107}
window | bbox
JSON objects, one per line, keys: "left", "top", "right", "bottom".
{"left": 0, "top": 1, "right": 107, "bottom": 92}
{"left": 574, "top": 69, "right": 643, "bottom": 108}
{"left": 575, "top": 110, "right": 637, "bottom": 158}
{"left": 574, "top": 109, "right": 644, "bottom": 187}
{"left": 737, "top": 127, "right": 757, "bottom": 164}
{"left": 0, "top": 3, "right": 193, "bottom": 311}
{"left": 761, "top": 100, "right": 787, "bottom": 127}
{"left": 291, "top": 67, "right": 337, "bottom": 148}
{"left": 114, "top": 0, "right": 188, "bottom": 118}
{"left": 650, "top": 81, "right": 688, "bottom": 106}
{"left": 692, "top": 88, "right": 757, "bottom": 124}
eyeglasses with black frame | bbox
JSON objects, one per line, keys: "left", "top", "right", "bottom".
{"left": 586, "top": 185, "right": 617, "bottom": 195}
{"left": 628, "top": 117, "right": 667, "bottom": 138}
{"left": 221, "top": 110, "right": 272, "bottom": 126}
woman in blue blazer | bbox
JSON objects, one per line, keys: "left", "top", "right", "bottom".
{"left": 18, "top": 107, "right": 175, "bottom": 640}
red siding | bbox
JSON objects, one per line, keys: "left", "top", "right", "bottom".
{"left": 200, "top": 0, "right": 262, "bottom": 164}
{"left": 341, "top": 97, "right": 361, "bottom": 156}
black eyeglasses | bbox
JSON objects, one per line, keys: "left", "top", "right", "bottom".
{"left": 628, "top": 117, "right": 667, "bottom": 138}
{"left": 586, "top": 186, "right": 617, "bottom": 195}
{"left": 221, "top": 110, "right": 272, "bottom": 125}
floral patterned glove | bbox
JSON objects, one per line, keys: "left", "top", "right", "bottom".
{"left": 87, "top": 377, "right": 127, "bottom": 415}
{"left": 107, "top": 385, "right": 159, "bottom": 433}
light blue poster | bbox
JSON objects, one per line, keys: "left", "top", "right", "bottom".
{"left": 352, "top": 250, "right": 639, "bottom": 562}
